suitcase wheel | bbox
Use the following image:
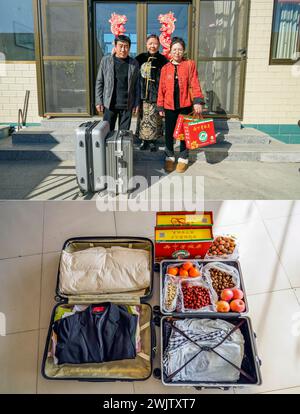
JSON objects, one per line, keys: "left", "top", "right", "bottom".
{"left": 153, "top": 368, "right": 161, "bottom": 380}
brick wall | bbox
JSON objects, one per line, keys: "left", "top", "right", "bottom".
{"left": 0, "top": 63, "right": 41, "bottom": 124}
{"left": 243, "top": 0, "right": 300, "bottom": 124}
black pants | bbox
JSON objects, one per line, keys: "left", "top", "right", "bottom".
{"left": 104, "top": 107, "right": 132, "bottom": 131}
{"left": 165, "top": 106, "right": 192, "bottom": 160}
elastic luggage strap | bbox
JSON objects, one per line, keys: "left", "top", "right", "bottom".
{"left": 164, "top": 319, "right": 255, "bottom": 383}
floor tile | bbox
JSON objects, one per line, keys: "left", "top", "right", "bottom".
{"left": 255, "top": 200, "right": 300, "bottom": 220}
{"left": 262, "top": 386, "right": 300, "bottom": 394}
{"left": 213, "top": 221, "right": 291, "bottom": 295}
{"left": 0, "top": 330, "right": 39, "bottom": 393}
{"left": 115, "top": 211, "right": 156, "bottom": 238}
{"left": 37, "top": 329, "right": 135, "bottom": 394}
{"left": 264, "top": 215, "right": 300, "bottom": 288}
{"left": 0, "top": 255, "right": 41, "bottom": 334}
{"left": 43, "top": 201, "right": 116, "bottom": 253}
{"left": 236, "top": 290, "right": 300, "bottom": 393}
{"left": 40, "top": 252, "right": 61, "bottom": 329}
{"left": 0, "top": 201, "right": 43, "bottom": 259}
{"left": 295, "top": 288, "right": 300, "bottom": 305}
{"left": 204, "top": 201, "right": 261, "bottom": 226}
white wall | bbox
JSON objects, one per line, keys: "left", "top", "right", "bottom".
{"left": 0, "top": 63, "right": 41, "bottom": 124}
{"left": 243, "top": 0, "right": 300, "bottom": 124}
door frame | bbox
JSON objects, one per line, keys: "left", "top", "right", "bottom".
{"left": 33, "top": 0, "right": 91, "bottom": 117}
{"left": 34, "top": 0, "right": 250, "bottom": 119}
{"left": 91, "top": 0, "right": 193, "bottom": 115}
{"left": 192, "top": 0, "right": 251, "bottom": 119}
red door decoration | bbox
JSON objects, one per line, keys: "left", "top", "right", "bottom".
{"left": 158, "top": 12, "right": 176, "bottom": 59}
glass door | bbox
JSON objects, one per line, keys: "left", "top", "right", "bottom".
{"left": 196, "top": 0, "right": 250, "bottom": 118}
{"left": 94, "top": 1, "right": 138, "bottom": 70}
{"left": 34, "top": 0, "right": 91, "bottom": 116}
{"left": 147, "top": 2, "right": 191, "bottom": 54}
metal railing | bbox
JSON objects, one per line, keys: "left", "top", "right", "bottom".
{"left": 17, "top": 90, "right": 30, "bottom": 131}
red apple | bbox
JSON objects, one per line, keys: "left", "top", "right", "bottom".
{"left": 216, "top": 300, "right": 230, "bottom": 313}
{"left": 230, "top": 299, "right": 245, "bottom": 313}
{"left": 232, "top": 288, "right": 244, "bottom": 300}
{"left": 220, "top": 289, "right": 234, "bottom": 302}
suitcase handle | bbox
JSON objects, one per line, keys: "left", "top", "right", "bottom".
{"left": 151, "top": 320, "right": 157, "bottom": 358}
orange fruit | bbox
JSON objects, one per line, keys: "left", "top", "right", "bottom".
{"left": 168, "top": 267, "right": 179, "bottom": 276}
{"left": 188, "top": 266, "right": 200, "bottom": 278}
{"left": 179, "top": 269, "right": 189, "bottom": 278}
{"left": 181, "top": 262, "right": 193, "bottom": 271}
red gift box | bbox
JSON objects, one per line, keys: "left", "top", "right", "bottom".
{"left": 173, "top": 114, "right": 195, "bottom": 141}
{"left": 155, "top": 225, "right": 213, "bottom": 262}
{"left": 183, "top": 118, "right": 216, "bottom": 149}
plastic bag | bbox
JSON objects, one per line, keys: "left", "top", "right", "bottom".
{"left": 205, "top": 235, "right": 239, "bottom": 260}
{"left": 166, "top": 261, "right": 202, "bottom": 279}
{"left": 163, "top": 275, "right": 180, "bottom": 312}
{"left": 202, "top": 262, "right": 240, "bottom": 299}
{"left": 177, "top": 276, "right": 218, "bottom": 313}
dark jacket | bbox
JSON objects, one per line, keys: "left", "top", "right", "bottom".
{"left": 95, "top": 55, "right": 140, "bottom": 110}
{"left": 135, "top": 52, "right": 168, "bottom": 103}
{"left": 53, "top": 303, "right": 137, "bottom": 365}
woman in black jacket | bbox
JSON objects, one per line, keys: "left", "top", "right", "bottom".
{"left": 135, "top": 34, "right": 168, "bottom": 151}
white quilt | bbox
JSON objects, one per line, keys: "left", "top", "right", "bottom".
{"left": 59, "top": 246, "right": 151, "bottom": 294}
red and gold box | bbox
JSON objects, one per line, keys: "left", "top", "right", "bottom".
{"left": 156, "top": 211, "right": 213, "bottom": 227}
{"left": 155, "top": 225, "right": 213, "bottom": 261}
{"left": 183, "top": 118, "right": 216, "bottom": 149}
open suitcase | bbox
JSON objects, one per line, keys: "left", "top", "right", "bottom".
{"left": 42, "top": 236, "right": 156, "bottom": 382}
{"left": 75, "top": 121, "right": 110, "bottom": 194}
{"left": 106, "top": 130, "right": 134, "bottom": 195}
{"left": 158, "top": 259, "right": 262, "bottom": 390}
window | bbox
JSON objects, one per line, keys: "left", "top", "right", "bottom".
{"left": 0, "top": 0, "right": 35, "bottom": 61}
{"left": 270, "top": 0, "right": 300, "bottom": 63}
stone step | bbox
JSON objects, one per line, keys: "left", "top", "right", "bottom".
{"left": 1, "top": 138, "right": 300, "bottom": 162}
{"left": 0, "top": 125, "right": 11, "bottom": 139}
{"left": 40, "top": 116, "right": 242, "bottom": 132}
{"left": 12, "top": 126, "right": 275, "bottom": 145}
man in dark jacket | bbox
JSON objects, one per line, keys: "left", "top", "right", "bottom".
{"left": 95, "top": 35, "right": 140, "bottom": 131}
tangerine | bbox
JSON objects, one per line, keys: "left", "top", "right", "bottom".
{"left": 188, "top": 266, "right": 200, "bottom": 278}
{"left": 181, "top": 262, "right": 193, "bottom": 271}
{"left": 168, "top": 267, "right": 179, "bottom": 276}
{"left": 179, "top": 269, "right": 189, "bottom": 278}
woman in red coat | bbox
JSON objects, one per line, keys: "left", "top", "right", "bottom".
{"left": 157, "top": 37, "right": 205, "bottom": 173}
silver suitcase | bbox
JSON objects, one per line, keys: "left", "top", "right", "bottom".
{"left": 106, "top": 130, "right": 134, "bottom": 194}
{"left": 75, "top": 120, "right": 110, "bottom": 193}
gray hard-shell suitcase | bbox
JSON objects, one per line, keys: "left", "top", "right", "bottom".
{"left": 75, "top": 120, "right": 110, "bottom": 193}
{"left": 41, "top": 236, "right": 156, "bottom": 382}
{"left": 156, "top": 259, "right": 262, "bottom": 390}
{"left": 106, "top": 130, "right": 134, "bottom": 194}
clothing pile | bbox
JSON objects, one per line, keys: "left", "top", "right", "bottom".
{"left": 163, "top": 319, "right": 245, "bottom": 383}
{"left": 49, "top": 303, "right": 143, "bottom": 365}
{"left": 59, "top": 246, "right": 151, "bottom": 295}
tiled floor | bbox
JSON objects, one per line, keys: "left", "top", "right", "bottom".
{"left": 0, "top": 200, "right": 300, "bottom": 394}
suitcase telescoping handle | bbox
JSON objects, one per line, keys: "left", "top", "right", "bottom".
{"left": 116, "top": 130, "right": 124, "bottom": 158}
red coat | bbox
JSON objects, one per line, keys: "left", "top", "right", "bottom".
{"left": 157, "top": 59, "right": 204, "bottom": 110}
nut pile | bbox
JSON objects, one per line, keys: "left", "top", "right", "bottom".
{"left": 182, "top": 284, "right": 211, "bottom": 310}
{"left": 209, "top": 268, "right": 235, "bottom": 297}
{"left": 164, "top": 281, "right": 177, "bottom": 310}
{"left": 206, "top": 236, "right": 236, "bottom": 257}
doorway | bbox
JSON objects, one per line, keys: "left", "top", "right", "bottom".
{"left": 91, "top": 1, "right": 191, "bottom": 114}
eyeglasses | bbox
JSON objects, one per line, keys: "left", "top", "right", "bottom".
{"left": 171, "top": 49, "right": 184, "bottom": 54}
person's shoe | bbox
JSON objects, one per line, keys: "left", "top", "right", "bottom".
{"left": 149, "top": 142, "right": 157, "bottom": 152}
{"left": 164, "top": 159, "right": 176, "bottom": 173}
{"left": 139, "top": 141, "right": 149, "bottom": 150}
{"left": 176, "top": 161, "right": 189, "bottom": 173}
